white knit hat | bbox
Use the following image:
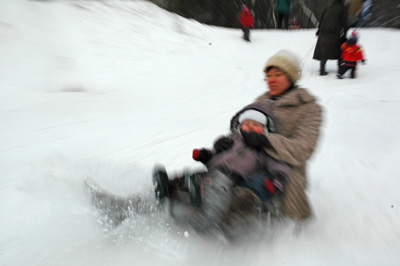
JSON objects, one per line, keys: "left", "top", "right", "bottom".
{"left": 238, "top": 109, "right": 267, "bottom": 126}
{"left": 264, "top": 50, "right": 301, "bottom": 83}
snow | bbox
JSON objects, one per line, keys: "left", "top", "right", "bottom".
{"left": 1, "top": 0, "right": 400, "bottom": 265}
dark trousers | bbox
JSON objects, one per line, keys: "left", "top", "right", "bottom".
{"left": 320, "top": 59, "right": 342, "bottom": 74}
{"left": 277, "top": 13, "right": 289, "bottom": 29}
{"left": 238, "top": 173, "right": 272, "bottom": 202}
{"left": 339, "top": 65, "right": 356, "bottom": 78}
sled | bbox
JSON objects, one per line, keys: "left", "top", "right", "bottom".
{"left": 86, "top": 165, "right": 283, "bottom": 240}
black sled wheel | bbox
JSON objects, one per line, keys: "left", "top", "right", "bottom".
{"left": 152, "top": 165, "right": 169, "bottom": 202}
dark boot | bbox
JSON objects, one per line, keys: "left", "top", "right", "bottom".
{"left": 337, "top": 59, "right": 342, "bottom": 73}
{"left": 153, "top": 165, "right": 192, "bottom": 201}
{"left": 152, "top": 165, "right": 170, "bottom": 202}
{"left": 350, "top": 68, "right": 356, "bottom": 79}
{"left": 243, "top": 27, "right": 250, "bottom": 42}
{"left": 319, "top": 60, "right": 328, "bottom": 75}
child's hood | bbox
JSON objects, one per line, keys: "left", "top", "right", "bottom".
{"left": 230, "top": 102, "right": 276, "bottom": 133}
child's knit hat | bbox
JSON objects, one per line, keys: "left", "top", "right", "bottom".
{"left": 264, "top": 50, "right": 301, "bottom": 83}
{"left": 239, "top": 109, "right": 268, "bottom": 127}
{"left": 348, "top": 30, "right": 358, "bottom": 45}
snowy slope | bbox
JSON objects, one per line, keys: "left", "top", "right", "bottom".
{"left": 0, "top": 1, "right": 399, "bottom": 265}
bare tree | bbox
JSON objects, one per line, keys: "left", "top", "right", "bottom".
{"left": 147, "top": 0, "right": 400, "bottom": 29}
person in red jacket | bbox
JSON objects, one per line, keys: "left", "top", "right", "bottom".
{"left": 239, "top": 5, "right": 254, "bottom": 42}
{"left": 337, "top": 31, "right": 366, "bottom": 79}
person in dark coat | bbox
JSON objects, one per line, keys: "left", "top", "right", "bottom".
{"left": 313, "top": 0, "right": 348, "bottom": 76}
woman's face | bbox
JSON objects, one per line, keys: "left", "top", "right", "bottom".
{"left": 265, "top": 67, "right": 292, "bottom": 96}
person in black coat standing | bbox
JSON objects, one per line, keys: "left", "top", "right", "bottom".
{"left": 313, "top": 0, "right": 348, "bottom": 76}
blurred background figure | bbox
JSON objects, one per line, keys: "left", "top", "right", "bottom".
{"left": 313, "top": 0, "right": 348, "bottom": 76}
{"left": 348, "top": 0, "right": 373, "bottom": 27}
{"left": 358, "top": 0, "right": 372, "bottom": 26}
{"left": 276, "top": 0, "right": 294, "bottom": 29}
{"left": 289, "top": 17, "right": 301, "bottom": 29}
{"left": 238, "top": 4, "right": 254, "bottom": 42}
{"left": 347, "top": 0, "right": 364, "bottom": 27}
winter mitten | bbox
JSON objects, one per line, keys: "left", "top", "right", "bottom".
{"left": 213, "top": 136, "right": 234, "bottom": 153}
{"left": 192, "top": 148, "right": 213, "bottom": 164}
{"left": 241, "top": 130, "right": 271, "bottom": 150}
{"left": 361, "top": 59, "right": 366, "bottom": 65}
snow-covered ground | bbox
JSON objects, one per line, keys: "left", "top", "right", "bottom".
{"left": 1, "top": 1, "right": 399, "bottom": 265}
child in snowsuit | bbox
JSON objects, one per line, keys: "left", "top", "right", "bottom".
{"left": 337, "top": 31, "right": 366, "bottom": 79}
{"left": 238, "top": 5, "right": 254, "bottom": 42}
{"left": 86, "top": 102, "right": 289, "bottom": 237}
{"left": 154, "top": 101, "right": 290, "bottom": 234}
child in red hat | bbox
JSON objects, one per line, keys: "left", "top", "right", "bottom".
{"left": 337, "top": 30, "right": 366, "bottom": 79}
